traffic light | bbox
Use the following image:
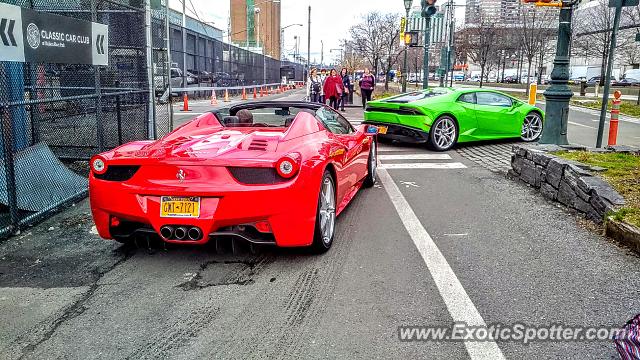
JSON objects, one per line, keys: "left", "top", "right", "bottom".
{"left": 405, "top": 31, "right": 420, "bottom": 47}
{"left": 421, "top": 0, "right": 437, "bottom": 17}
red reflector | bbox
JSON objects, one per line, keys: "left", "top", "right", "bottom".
{"left": 254, "top": 221, "right": 271, "bottom": 233}
{"left": 110, "top": 217, "right": 121, "bottom": 227}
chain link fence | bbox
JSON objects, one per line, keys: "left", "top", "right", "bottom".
{"left": 0, "top": 0, "right": 306, "bottom": 238}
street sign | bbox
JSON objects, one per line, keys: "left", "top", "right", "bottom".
{"left": 400, "top": 17, "right": 406, "bottom": 45}
{"left": 609, "top": 0, "right": 639, "bottom": 7}
{"left": 0, "top": 2, "right": 109, "bottom": 65}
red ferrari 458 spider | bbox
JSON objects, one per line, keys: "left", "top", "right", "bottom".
{"left": 89, "top": 101, "right": 378, "bottom": 253}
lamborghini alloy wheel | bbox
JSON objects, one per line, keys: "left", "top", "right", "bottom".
{"left": 429, "top": 116, "right": 458, "bottom": 151}
{"left": 521, "top": 112, "right": 543, "bottom": 142}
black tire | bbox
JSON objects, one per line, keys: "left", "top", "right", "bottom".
{"left": 363, "top": 138, "right": 377, "bottom": 188}
{"left": 428, "top": 115, "right": 459, "bottom": 151}
{"left": 311, "top": 170, "right": 336, "bottom": 254}
{"left": 520, "top": 111, "right": 544, "bottom": 142}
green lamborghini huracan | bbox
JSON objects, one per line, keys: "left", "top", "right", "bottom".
{"left": 363, "top": 88, "right": 544, "bottom": 151}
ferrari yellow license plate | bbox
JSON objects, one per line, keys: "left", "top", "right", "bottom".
{"left": 160, "top": 196, "right": 200, "bottom": 218}
{"left": 378, "top": 125, "right": 388, "bottom": 134}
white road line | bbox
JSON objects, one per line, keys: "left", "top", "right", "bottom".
{"left": 378, "top": 168, "right": 505, "bottom": 360}
{"left": 443, "top": 233, "right": 469, "bottom": 236}
{"left": 380, "top": 154, "right": 452, "bottom": 160}
{"left": 377, "top": 148, "right": 416, "bottom": 153}
{"left": 381, "top": 163, "right": 467, "bottom": 169}
{"left": 568, "top": 121, "right": 596, "bottom": 129}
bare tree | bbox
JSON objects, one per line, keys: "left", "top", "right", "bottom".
{"left": 519, "top": 5, "right": 556, "bottom": 92}
{"left": 350, "top": 12, "right": 403, "bottom": 90}
{"left": 457, "top": 18, "right": 497, "bottom": 87}
{"left": 573, "top": 0, "right": 617, "bottom": 85}
{"left": 349, "top": 12, "right": 386, "bottom": 84}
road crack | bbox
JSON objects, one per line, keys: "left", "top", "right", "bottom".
{"left": 15, "top": 247, "right": 135, "bottom": 359}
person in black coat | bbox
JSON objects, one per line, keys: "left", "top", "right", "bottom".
{"left": 338, "top": 68, "right": 351, "bottom": 112}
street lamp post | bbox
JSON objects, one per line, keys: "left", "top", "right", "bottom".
{"left": 402, "top": 0, "right": 413, "bottom": 93}
{"left": 539, "top": 0, "right": 579, "bottom": 145}
{"left": 420, "top": 0, "right": 437, "bottom": 89}
{"left": 280, "top": 23, "right": 303, "bottom": 61}
{"left": 330, "top": 48, "right": 344, "bottom": 66}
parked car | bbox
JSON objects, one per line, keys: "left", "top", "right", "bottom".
{"left": 503, "top": 76, "right": 518, "bottom": 84}
{"left": 364, "top": 88, "right": 544, "bottom": 151}
{"left": 153, "top": 67, "right": 183, "bottom": 96}
{"left": 188, "top": 70, "right": 213, "bottom": 83}
{"left": 615, "top": 77, "right": 640, "bottom": 87}
{"left": 89, "top": 101, "right": 378, "bottom": 253}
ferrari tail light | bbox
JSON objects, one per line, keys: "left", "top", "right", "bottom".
{"left": 90, "top": 156, "right": 107, "bottom": 175}
{"left": 276, "top": 153, "right": 301, "bottom": 179}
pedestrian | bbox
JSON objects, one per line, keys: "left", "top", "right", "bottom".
{"left": 319, "top": 69, "right": 328, "bottom": 104}
{"left": 323, "top": 69, "right": 344, "bottom": 111}
{"left": 307, "top": 68, "right": 322, "bottom": 103}
{"left": 359, "top": 67, "right": 375, "bottom": 109}
{"left": 338, "top": 67, "right": 351, "bottom": 112}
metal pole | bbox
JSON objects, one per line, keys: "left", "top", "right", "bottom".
{"left": 182, "top": 0, "right": 187, "bottom": 93}
{"left": 91, "top": 0, "right": 104, "bottom": 152}
{"left": 540, "top": 2, "right": 573, "bottom": 145}
{"left": 145, "top": 0, "right": 155, "bottom": 139}
{"left": 307, "top": 6, "right": 311, "bottom": 81}
{"left": 423, "top": 16, "right": 431, "bottom": 89}
{"left": 447, "top": 1, "right": 455, "bottom": 87}
{"left": 165, "top": 2, "right": 174, "bottom": 131}
{"left": 596, "top": 1, "right": 623, "bottom": 148}
{"left": 402, "top": 8, "right": 410, "bottom": 93}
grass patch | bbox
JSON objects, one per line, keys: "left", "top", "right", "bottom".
{"left": 570, "top": 98, "right": 640, "bottom": 117}
{"left": 555, "top": 151, "right": 640, "bottom": 227}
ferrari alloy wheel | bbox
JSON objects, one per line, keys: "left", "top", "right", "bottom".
{"left": 363, "top": 138, "right": 377, "bottom": 188}
{"left": 311, "top": 171, "right": 336, "bottom": 253}
{"left": 521, "top": 112, "right": 543, "bottom": 142}
{"left": 429, "top": 116, "right": 458, "bottom": 151}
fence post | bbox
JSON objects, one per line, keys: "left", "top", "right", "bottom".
{"left": 91, "top": 0, "right": 104, "bottom": 152}
{"left": 0, "top": 105, "right": 19, "bottom": 234}
{"left": 115, "top": 81, "right": 123, "bottom": 145}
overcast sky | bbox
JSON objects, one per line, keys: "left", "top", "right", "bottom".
{"left": 169, "top": 0, "right": 465, "bottom": 63}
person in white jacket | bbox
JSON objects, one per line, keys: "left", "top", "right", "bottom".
{"left": 306, "top": 68, "right": 322, "bottom": 103}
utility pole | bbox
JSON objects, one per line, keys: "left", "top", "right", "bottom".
{"left": 321, "top": 40, "right": 324, "bottom": 68}
{"left": 182, "top": 0, "right": 187, "bottom": 91}
{"left": 596, "top": 0, "right": 637, "bottom": 147}
{"left": 307, "top": 5, "right": 311, "bottom": 81}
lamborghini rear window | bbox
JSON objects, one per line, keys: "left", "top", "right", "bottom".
{"left": 385, "top": 89, "right": 450, "bottom": 103}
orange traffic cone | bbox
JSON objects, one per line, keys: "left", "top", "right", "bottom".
{"left": 224, "top": 89, "right": 230, "bottom": 102}
{"left": 210, "top": 90, "right": 218, "bottom": 105}
{"left": 182, "top": 93, "right": 191, "bottom": 111}
{"left": 260, "top": 86, "right": 264, "bottom": 97}
{"left": 242, "top": 88, "right": 247, "bottom": 100}
{"left": 253, "top": 87, "right": 257, "bottom": 99}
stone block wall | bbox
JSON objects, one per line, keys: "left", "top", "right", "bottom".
{"left": 508, "top": 145, "right": 626, "bottom": 223}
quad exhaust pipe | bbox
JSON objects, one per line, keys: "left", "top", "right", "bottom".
{"left": 160, "top": 225, "right": 203, "bottom": 241}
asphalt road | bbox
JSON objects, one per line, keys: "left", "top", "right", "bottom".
{"left": 1, "top": 89, "right": 639, "bottom": 359}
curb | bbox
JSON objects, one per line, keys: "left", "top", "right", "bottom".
{"left": 606, "top": 217, "right": 640, "bottom": 254}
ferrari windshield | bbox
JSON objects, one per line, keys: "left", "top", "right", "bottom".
{"left": 384, "top": 88, "right": 452, "bottom": 103}
{"left": 217, "top": 106, "right": 314, "bottom": 127}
